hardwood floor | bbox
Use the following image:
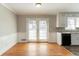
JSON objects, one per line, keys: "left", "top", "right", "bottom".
{"left": 2, "top": 43, "right": 73, "bottom": 56}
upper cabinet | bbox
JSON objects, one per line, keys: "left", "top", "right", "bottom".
{"left": 56, "top": 13, "right": 66, "bottom": 27}
{"left": 56, "top": 12, "right": 79, "bottom": 28}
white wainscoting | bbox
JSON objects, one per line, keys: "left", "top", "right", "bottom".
{"left": 0, "top": 33, "right": 17, "bottom": 55}
{"left": 18, "top": 32, "right": 57, "bottom": 43}
{"left": 48, "top": 32, "right": 57, "bottom": 43}
{"left": 17, "top": 32, "right": 27, "bottom": 42}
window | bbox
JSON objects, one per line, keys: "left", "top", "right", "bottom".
{"left": 65, "top": 17, "right": 76, "bottom": 30}
{"left": 76, "top": 17, "right": 79, "bottom": 27}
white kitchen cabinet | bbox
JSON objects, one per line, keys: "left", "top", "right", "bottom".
{"left": 56, "top": 12, "right": 79, "bottom": 28}
{"left": 71, "top": 33, "right": 79, "bottom": 45}
{"left": 57, "top": 32, "right": 62, "bottom": 45}
{"left": 56, "top": 13, "right": 66, "bottom": 27}
{"left": 57, "top": 32, "right": 79, "bottom": 45}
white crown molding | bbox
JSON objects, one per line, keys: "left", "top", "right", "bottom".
{"left": 1, "top": 3, "right": 16, "bottom": 14}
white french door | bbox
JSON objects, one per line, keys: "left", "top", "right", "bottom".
{"left": 38, "top": 20, "right": 48, "bottom": 42}
{"left": 28, "top": 20, "right": 37, "bottom": 41}
{"left": 27, "top": 18, "right": 48, "bottom": 42}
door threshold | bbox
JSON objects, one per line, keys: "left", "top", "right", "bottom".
{"left": 27, "top": 42, "right": 48, "bottom": 43}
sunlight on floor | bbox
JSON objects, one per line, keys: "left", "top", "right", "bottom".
{"left": 27, "top": 43, "right": 48, "bottom": 55}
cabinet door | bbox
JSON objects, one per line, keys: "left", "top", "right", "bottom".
{"left": 71, "top": 34, "right": 79, "bottom": 45}
{"left": 57, "top": 32, "right": 62, "bottom": 45}
{"left": 56, "top": 13, "right": 65, "bottom": 27}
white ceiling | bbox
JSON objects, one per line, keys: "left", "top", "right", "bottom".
{"left": 4, "top": 3, "right": 79, "bottom": 15}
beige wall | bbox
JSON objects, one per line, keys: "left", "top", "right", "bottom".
{"left": 17, "top": 15, "right": 57, "bottom": 42}
{"left": 0, "top": 4, "right": 17, "bottom": 55}
{"left": 49, "top": 16, "right": 57, "bottom": 42}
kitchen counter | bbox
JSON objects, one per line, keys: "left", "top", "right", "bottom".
{"left": 57, "top": 31, "right": 79, "bottom": 45}
{"left": 57, "top": 31, "right": 79, "bottom": 33}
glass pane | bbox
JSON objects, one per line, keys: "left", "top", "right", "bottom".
{"left": 76, "top": 17, "right": 79, "bottom": 27}
{"left": 28, "top": 20, "right": 37, "bottom": 41}
{"left": 39, "top": 20, "right": 48, "bottom": 40}
{"left": 65, "top": 17, "right": 76, "bottom": 30}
